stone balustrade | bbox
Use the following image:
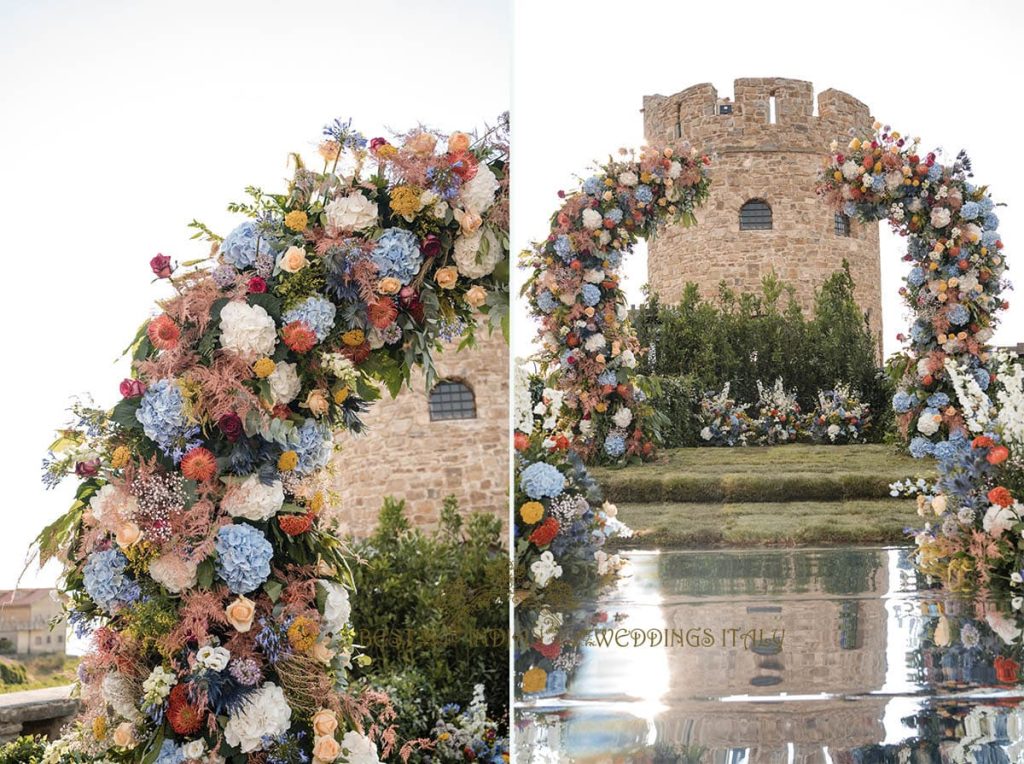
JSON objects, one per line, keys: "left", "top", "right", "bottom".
{"left": 0, "top": 685, "right": 78, "bottom": 743}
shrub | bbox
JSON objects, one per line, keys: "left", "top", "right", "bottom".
{"left": 0, "top": 735, "right": 45, "bottom": 764}
{"left": 347, "top": 496, "right": 507, "bottom": 758}
{"left": 642, "top": 374, "right": 701, "bottom": 448}
{"left": 0, "top": 659, "right": 27, "bottom": 685}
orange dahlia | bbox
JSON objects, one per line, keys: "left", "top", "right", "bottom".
{"left": 180, "top": 447, "right": 217, "bottom": 482}
{"left": 147, "top": 314, "right": 180, "bottom": 350}
{"left": 167, "top": 684, "right": 204, "bottom": 735}
{"left": 282, "top": 321, "right": 318, "bottom": 353}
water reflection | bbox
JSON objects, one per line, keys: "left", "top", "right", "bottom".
{"left": 515, "top": 547, "right": 1024, "bottom": 762}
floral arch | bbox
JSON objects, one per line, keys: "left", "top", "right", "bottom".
{"left": 36, "top": 116, "right": 509, "bottom": 763}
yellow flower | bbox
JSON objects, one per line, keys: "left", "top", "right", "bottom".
{"left": 287, "top": 615, "right": 320, "bottom": 651}
{"left": 93, "top": 715, "right": 108, "bottom": 740}
{"left": 520, "top": 502, "right": 544, "bottom": 524}
{"left": 284, "top": 210, "right": 308, "bottom": 232}
{"left": 110, "top": 446, "right": 131, "bottom": 469}
{"left": 333, "top": 385, "right": 350, "bottom": 405}
{"left": 309, "top": 492, "right": 325, "bottom": 513}
{"left": 318, "top": 140, "right": 341, "bottom": 162}
{"left": 278, "top": 450, "right": 299, "bottom": 471}
{"left": 594, "top": 402, "right": 608, "bottom": 413}
{"left": 522, "top": 667, "right": 547, "bottom": 694}
{"left": 341, "top": 329, "right": 365, "bottom": 347}
{"left": 253, "top": 357, "right": 276, "bottom": 378}
{"left": 376, "top": 143, "right": 398, "bottom": 160}
{"left": 389, "top": 185, "right": 422, "bottom": 217}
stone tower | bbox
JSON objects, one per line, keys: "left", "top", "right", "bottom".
{"left": 642, "top": 78, "right": 883, "bottom": 347}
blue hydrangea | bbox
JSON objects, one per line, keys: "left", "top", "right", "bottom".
{"left": 282, "top": 296, "right": 336, "bottom": 341}
{"left": 604, "top": 433, "right": 626, "bottom": 458}
{"left": 907, "top": 267, "right": 926, "bottom": 288}
{"left": 605, "top": 207, "right": 624, "bottom": 224}
{"left": 910, "top": 320, "right": 932, "bottom": 344}
{"left": 520, "top": 462, "right": 565, "bottom": 499}
{"left": 604, "top": 250, "right": 622, "bottom": 268}
{"left": 909, "top": 436, "right": 936, "bottom": 458}
{"left": 583, "top": 176, "right": 604, "bottom": 196}
{"left": 155, "top": 740, "right": 185, "bottom": 764}
{"left": 927, "top": 164, "right": 944, "bottom": 182}
{"left": 581, "top": 284, "right": 601, "bottom": 307}
{"left": 136, "top": 379, "right": 200, "bottom": 462}
{"left": 982, "top": 230, "right": 1000, "bottom": 247}
{"left": 843, "top": 201, "right": 857, "bottom": 217}
{"left": 870, "top": 175, "right": 886, "bottom": 193}
{"left": 598, "top": 370, "right": 617, "bottom": 386}
{"left": 984, "top": 213, "right": 1000, "bottom": 230}
{"left": 215, "top": 523, "right": 273, "bottom": 594}
{"left": 371, "top": 228, "right": 422, "bottom": 284}
{"left": 553, "top": 234, "right": 574, "bottom": 262}
{"left": 220, "top": 221, "right": 274, "bottom": 270}
{"left": 973, "top": 367, "right": 991, "bottom": 391}
{"left": 934, "top": 434, "right": 969, "bottom": 464}
{"left": 960, "top": 201, "right": 981, "bottom": 220}
{"left": 83, "top": 549, "right": 135, "bottom": 612}
{"left": 536, "top": 290, "right": 558, "bottom": 313}
{"left": 927, "top": 392, "right": 950, "bottom": 408}
{"left": 634, "top": 185, "right": 654, "bottom": 204}
{"left": 947, "top": 304, "right": 970, "bottom": 326}
{"left": 292, "top": 419, "right": 334, "bottom": 475}
{"left": 892, "top": 390, "right": 915, "bottom": 414}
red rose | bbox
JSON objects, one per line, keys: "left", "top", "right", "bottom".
{"left": 218, "top": 412, "right": 244, "bottom": 442}
{"left": 514, "top": 432, "right": 529, "bottom": 451}
{"left": 150, "top": 253, "right": 174, "bottom": 278}
{"left": 420, "top": 234, "right": 442, "bottom": 258}
{"left": 988, "top": 446, "right": 1010, "bottom": 465}
{"left": 119, "top": 378, "right": 146, "bottom": 398}
{"left": 996, "top": 656, "right": 1020, "bottom": 683}
{"left": 271, "top": 404, "right": 292, "bottom": 420}
{"left": 75, "top": 459, "right": 100, "bottom": 478}
{"left": 282, "top": 321, "right": 318, "bottom": 353}
{"left": 247, "top": 276, "right": 268, "bottom": 294}
{"left": 342, "top": 342, "right": 372, "bottom": 365}
{"left": 988, "top": 486, "right": 1014, "bottom": 508}
{"left": 529, "top": 518, "right": 559, "bottom": 547}
{"left": 398, "top": 286, "right": 419, "bottom": 308}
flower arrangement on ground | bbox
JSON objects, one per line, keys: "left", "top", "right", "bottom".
{"left": 807, "top": 384, "right": 872, "bottom": 444}
{"left": 521, "top": 145, "right": 711, "bottom": 464}
{"left": 35, "top": 116, "right": 509, "bottom": 763}
{"left": 697, "top": 383, "right": 752, "bottom": 447}
{"left": 513, "top": 364, "right": 631, "bottom": 699}
{"left": 818, "top": 125, "right": 1006, "bottom": 451}
{"left": 750, "top": 378, "right": 802, "bottom": 445}
{"left": 425, "top": 685, "right": 507, "bottom": 764}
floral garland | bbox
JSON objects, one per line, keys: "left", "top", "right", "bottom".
{"left": 520, "top": 146, "right": 711, "bottom": 464}
{"left": 818, "top": 124, "right": 1007, "bottom": 457}
{"left": 513, "top": 365, "right": 630, "bottom": 699}
{"left": 36, "top": 116, "right": 508, "bottom": 764}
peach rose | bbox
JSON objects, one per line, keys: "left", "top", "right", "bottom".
{"left": 312, "top": 735, "right": 341, "bottom": 762}
{"left": 312, "top": 709, "right": 339, "bottom": 737}
{"left": 377, "top": 277, "right": 401, "bottom": 295}
{"left": 448, "top": 132, "right": 471, "bottom": 154}
{"left": 225, "top": 595, "right": 256, "bottom": 633}
{"left": 310, "top": 641, "right": 336, "bottom": 665}
{"left": 435, "top": 266, "right": 458, "bottom": 290}
{"left": 464, "top": 286, "right": 487, "bottom": 309}
{"left": 279, "top": 246, "right": 309, "bottom": 274}
{"left": 113, "top": 722, "right": 135, "bottom": 749}
{"left": 405, "top": 132, "right": 437, "bottom": 156}
{"left": 454, "top": 208, "right": 482, "bottom": 234}
{"left": 303, "top": 390, "right": 330, "bottom": 417}
{"left": 115, "top": 521, "right": 142, "bottom": 549}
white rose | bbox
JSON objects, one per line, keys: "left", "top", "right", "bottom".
{"left": 181, "top": 740, "right": 206, "bottom": 759}
{"left": 612, "top": 408, "right": 633, "bottom": 428}
{"left": 324, "top": 192, "right": 377, "bottom": 233}
{"left": 530, "top": 551, "right": 563, "bottom": 588}
{"left": 267, "top": 362, "right": 301, "bottom": 404}
{"left": 930, "top": 207, "right": 951, "bottom": 228}
{"left": 196, "top": 645, "right": 231, "bottom": 672}
{"left": 618, "top": 171, "right": 638, "bottom": 187}
{"left": 319, "top": 580, "right": 351, "bottom": 635}
{"left": 220, "top": 302, "right": 277, "bottom": 359}
{"left": 533, "top": 609, "right": 564, "bottom": 645}
{"left": 339, "top": 731, "right": 382, "bottom": 764}
{"left": 582, "top": 208, "right": 602, "bottom": 230}
{"left": 453, "top": 228, "right": 501, "bottom": 278}
{"left": 221, "top": 474, "right": 285, "bottom": 522}
{"left": 459, "top": 164, "right": 499, "bottom": 214}
{"left": 224, "top": 683, "right": 291, "bottom": 753}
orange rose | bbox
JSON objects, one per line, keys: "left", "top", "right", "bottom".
{"left": 279, "top": 245, "right": 309, "bottom": 273}
{"left": 225, "top": 595, "right": 256, "bottom": 633}
{"left": 312, "top": 735, "right": 341, "bottom": 762}
{"left": 435, "top": 266, "right": 458, "bottom": 290}
{"left": 988, "top": 486, "right": 1015, "bottom": 507}
{"left": 377, "top": 277, "right": 401, "bottom": 295}
{"left": 988, "top": 446, "right": 1010, "bottom": 465}
{"left": 405, "top": 132, "right": 437, "bottom": 156}
{"left": 311, "top": 709, "right": 338, "bottom": 737}
{"left": 448, "top": 132, "right": 471, "bottom": 154}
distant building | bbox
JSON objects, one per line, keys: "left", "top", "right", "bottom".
{"left": 0, "top": 589, "right": 66, "bottom": 655}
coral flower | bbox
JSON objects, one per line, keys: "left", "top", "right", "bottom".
{"left": 973, "top": 436, "right": 995, "bottom": 449}
{"left": 988, "top": 487, "right": 1014, "bottom": 507}
{"left": 514, "top": 432, "right": 529, "bottom": 451}
{"left": 166, "top": 684, "right": 204, "bottom": 735}
{"left": 278, "top": 512, "right": 315, "bottom": 537}
{"left": 147, "top": 314, "right": 180, "bottom": 350}
{"left": 367, "top": 298, "right": 398, "bottom": 329}
{"left": 180, "top": 446, "right": 218, "bottom": 482}
{"left": 988, "top": 446, "right": 1010, "bottom": 465}
{"left": 528, "top": 517, "right": 560, "bottom": 547}
{"left": 282, "top": 321, "right": 318, "bottom": 353}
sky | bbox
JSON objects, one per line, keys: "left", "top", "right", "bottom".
{"left": 510, "top": 0, "right": 1024, "bottom": 364}
{"left": 0, "top": 0, "right": 509, "bottom": 589}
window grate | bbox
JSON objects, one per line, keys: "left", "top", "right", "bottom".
{"left": 429, "top": 380, "right": 476, "bottom": 421}
{"left": 739, "top": 200, "right": 773, "bottom": 231}
{"left": 834, "top": 212, "right": 851, "bottom": 237}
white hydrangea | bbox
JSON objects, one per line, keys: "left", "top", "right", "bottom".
{"left": 224, "top": 683, "right": 291, "bottom": 753}
{"left": 530, "top": 551, "right": 563, "bottom": 588}
{"left": 340, "top": 731, "right": 382, "bottom": 764}
{"left": 453, "top": 227, "right": 501, "bottom": 278}
{"left": 917, "top": 412, "right": 940, "bottom": 436}
{"left": 220, "top": 302, "right": 277, "bottom": 359}
{"left": 459, "top": 164, "right": 500, "bottom": 214}
{"left": 267, "top": 362, "right": 301, "bottom": 404}
{"left": 667, "top": 160, "right": 682, "bottom": 179}
{"left": 89, "top": 484, "right": 138, "bottom": 522}
{"left": 324, "top": 192, "right": 377, "bottom": 233}
{"left": 612, "top": 407, "right": 633, "bottom": 428}
{"left": 319, "top": 580, "right": 351, "bottom": 636}
{"left": 617, "top": 171, "right": 638, "bottom": 186}
{"left": 584, "top": 333, "right": 606, "bottom": 352}
{"left": 583, "top": 268, "right": 605, "bottom": 284}
{"left": 930, "top": 207, "right": 951, "bottom": 228}
{"left": 581, "top": 208, "right": 602, "bottom": 230}
{"left": 841, "top": 160, "right": 861, "bottom": 180}
{"left": 221, "top": 474, "right": 285, "bottom": 522}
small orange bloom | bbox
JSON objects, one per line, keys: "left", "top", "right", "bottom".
{"left": 147, "top": 314, "right": 180, "bottom": 350}
{"left": 988, "top": 446, "right": 1010, "bottom": 465}
{"left": 988, "top": 486, "right": 1014, "bottom": 507}
{"left": 180, "top": 447, "right": 218, "bottom": 482}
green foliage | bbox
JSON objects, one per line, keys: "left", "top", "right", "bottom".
{"left": 0, "top": 658, "right": 27, "bottom": 685}
{"left": 633, "top": 264, "right": 890, "bottom": 442}
{"left": 348, "top": 497, "right": 507, "bottom": 753}
{"left": 0, "top": 735, "right": 46, "bottom": 764}
{"left": 641, "top": 374, "right": 702, "bottom": 448}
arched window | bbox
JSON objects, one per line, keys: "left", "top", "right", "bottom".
{"left": 834, "top": 212, "right": 851, "bottom": 237}
{"left": 429, "top": 380, "right": 476, "bottom": 421}
{"left": 739, "top": 199, "right": 773, "bottom": 230}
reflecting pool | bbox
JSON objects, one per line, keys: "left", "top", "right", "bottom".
{"left": 515, "top": 546, "right": 1024, "bottom": 762}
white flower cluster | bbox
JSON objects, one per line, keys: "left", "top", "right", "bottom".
{"left": 219, "top": 301, "right": 278, "bottom": 358}
{"left": 196, "top": 645, "right": 231, "bottom": 672}
{"left": 224, "top": 682, "right": 292, "bottom": 753}
{"left": 319, "top": 579, "right": 352, "bottom": 637}
{"left": 221, "top": 473, "right": 285, "bottom": 521}
{"left": 324, "top": 191, "right": 377, "bottom": 234}
{"left": 514, "top": 364, "right": 535, "bottom": 435}
{"left": 994, "top": 353, "right": 1024, "bottom": 450}
{"left": 141, "top": 665, "right": 177, "bottom": 705}
{"left": 530, "top": 550, "right": 563, "bottom": 588}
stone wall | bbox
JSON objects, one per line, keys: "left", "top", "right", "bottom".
{"left": 0, "top": 685, "right": 78, "bottom": 743}
{"left": 642, "top": 77, "right": 883, "bottom": 351}
{"left": 330, "top": 329, "right": 508, "bottom": 537}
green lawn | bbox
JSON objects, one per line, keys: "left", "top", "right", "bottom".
{"left": 597, "top": 444, "right": 933, "bottom": 549}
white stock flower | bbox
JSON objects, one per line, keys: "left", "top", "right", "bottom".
{"left": 267, "top": 362, "right": 301, "bottom": 405}
{"left": 459, "top": 164, "right": 500, "bottom": 214}
{"left": 224, "top": 683, "right": 291, "bottom": 753}
{"left": 319, "top": 580, "right": 351, "bottom": 636}
{"left": 530, "top": 551, "right": 563, "bottom": 588}
{"left": 219, "top": 302, "right": 277, "bottom": 359}
{"left": 324, "top": 192, "right": 377, "bottom": 233}
{"left": 221, "top": 474, "right": 285, "bottom": 522}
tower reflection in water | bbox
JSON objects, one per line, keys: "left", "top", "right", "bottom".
{"left": 515, "top": 547, "right": 1024, "bottom": 763}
